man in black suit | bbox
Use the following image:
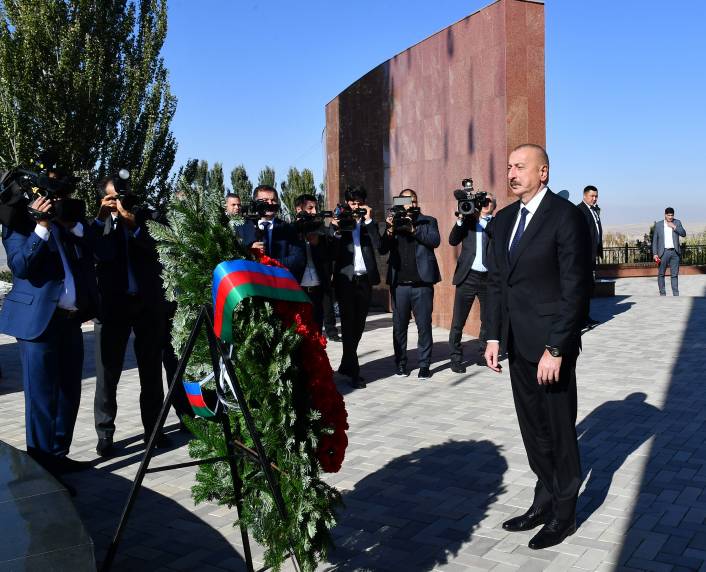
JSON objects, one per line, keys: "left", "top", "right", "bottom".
{"left": 577, "top": 185, "right": 603, "bottom": 326}
{"left": 92, "top": 176, "right": 170, "bottom": 456}
{"left": 235, "top": 185, "right": 305, "bottom": 281}
{"left": 484, "top": 144, "right": 591, "bottom": 550}
{"left": 380, "top": 189, "right": 440, "bottom": 379}
{"left": 330, "top": 186, "right": 381, "bottom": 388}
{"left": 294, "top": 193, "right": 331, "bottom": 331}
{"left": 448, "top": 192, "right": 496, "bottom": 373}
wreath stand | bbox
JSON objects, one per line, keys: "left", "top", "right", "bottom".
{"left": 100, "top": 304, "right": 302, "bottom": 572}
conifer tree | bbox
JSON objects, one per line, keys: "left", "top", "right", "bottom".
{"left": 258, "top": 165, "right": 276, "bottom": 187}
{"left": 280, "top": 167, "right": 317, "bottom": 220}
{"left": 230, "top": 164, "right": 253, "bottom": 202}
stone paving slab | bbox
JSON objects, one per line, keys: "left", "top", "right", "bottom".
{"left": 0, "top": 275, "right": 705, "bottom": 570}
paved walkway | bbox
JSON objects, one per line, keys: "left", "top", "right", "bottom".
{"left": 1, "top": 275, "right": 705, "bottom": 571}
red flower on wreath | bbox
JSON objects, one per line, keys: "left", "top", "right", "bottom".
{"left": 259, "top": 255, "right": 348, "bottom": 472}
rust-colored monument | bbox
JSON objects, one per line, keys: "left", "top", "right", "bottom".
{"left": 325, "top": 0, "right": 545, "bottom": 334}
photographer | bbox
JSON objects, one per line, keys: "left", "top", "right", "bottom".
{"left": 0, "top": 160, "right": 97, "bottom": 475}
{"left": 448, "top": 192, "right": 496, "bottom": 373}
{"left": 294, "top": 193, "right": 331, "bottom": 331}
{"left": 329, "top": 185, "right": 381, "bottom": 388}
{"left": 380, "top": 189, "right": 441, "bottom": 380}
{"left": 91, "top": 174, "right": 170, "bottom": 456}
{"left": 236, "top": 185, "right": 305, "bottom": 281}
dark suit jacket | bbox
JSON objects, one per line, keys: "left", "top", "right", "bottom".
{"left": 448, "top": 216, "right": 492, "bottom": 285}
{"left": 577, "top": 201, "right": 603, "bottom": 260}
{"left": 330, "top": 220, "right": 382, "bottom": 285}
{"left": 380, "top": 214, "right": 441, "bottom": 286}
{"left": 0, "top": 220, "right": 98, "bottom": 340}
{"left": 305, "top": 235, "right": 332, "bottom": 289}
{"left": 652, "top": 218, "right": 686, "bottom": 256}
{"left": 485, "top": 190, "right": 591, "bottom": 362}
{"left": 91, "top": 210, "right": 166, "bottom": 320}
{"left": 236, "top": 219, "right": 306, "bottom": 282}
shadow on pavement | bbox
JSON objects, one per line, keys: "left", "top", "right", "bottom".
{"left": 576, "top": 392, "right": 662, "bottom": 526}
{"left": 587, "top": 295, "right": 635, "bottom": 329}
{"left": 326, "top": 439, "right": 507, "bottom": 571}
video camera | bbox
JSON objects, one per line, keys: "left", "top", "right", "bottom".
{"left": 0, "top": 152, "right": 84, "bottom": 228}
{"left": 241, "top": 199, "right": 279, "bottom": 220}
{"left": 333, "top": 203, "right": 366, "bottom": 232}
{"left": 107, "top": 169, "right": 140, "bottom": 211}
{"left": 294, "top": 210, "right": 333, "bottom": 235}
{"left": 388, "top": 196, "right": 420, "bottom": 234}
{"left": 453, "top": 178, "right": 488, "bottom": 218}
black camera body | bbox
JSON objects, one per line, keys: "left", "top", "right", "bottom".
{"left": 389, "top": 204, "right": 420, "bottom": 234}
{"left": 294, "top": 210, "right": 333, "bottom": 235}
{"left": 109, "top": 169, "right": 140, "bottom": 211}
{"left": 241, "top": 199, "right": 279, "bottom": 220}
{"left": 333, "top": 203, "right": 366, "bottom": 232}
{"left": 453, "top": 178, "right": 488, "bottom": 218}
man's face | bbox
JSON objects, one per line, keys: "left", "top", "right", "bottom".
{"left": 507, "top": 148, "right": 548, "bottom": 201}
{"left": 399, "top": 192, "right": 418, "bottom": 212}
{"left": 347, "top": 199, "right": 362, "bottom": 210}
{"left": 103, "top": 181, "right": 118, "bottom": 211}
{"left": 665, "top": 212, "right": 675, "bottom": 222}
{"left": 297, "top": 200, "right": 318, "bottom": 215}
{"left": 584, "top": 190, "right": 598, "bottom": 206}
{"left": 225, "top": 196, "right": 241, "bottom": 215}
{"left": 480, "top": 194, "right": 495, "bottom": 216}
{"left": 255, "top": 190, "right": 278, "bottom": 219}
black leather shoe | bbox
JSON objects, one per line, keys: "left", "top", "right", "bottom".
{"left": 96, "top": 436, "right": 114, "bottom": 458}
{"left": 418, "top": 367, "right": 431, "bottom": 379}
{"left": 349, "top": 376, "right": 366, "bottom": 389}
{"left": 451, "top": 362, "right": 466, "bottom": 374}
{"left": 528, "top": 518, "right": 576, "bottom": 550}
{"left": 327, "top": 333, "right": 342, "bottom": 342}
{"left": 502, "top": 506, "right": 551, "bottom": 532}
{"left": 395, "top": 365, "right": 409, "bottom": 377}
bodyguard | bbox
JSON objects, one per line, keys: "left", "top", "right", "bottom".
{"left": 652, "top": 207, "right": 686, "bottom": 296}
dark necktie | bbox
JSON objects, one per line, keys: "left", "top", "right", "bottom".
{"left": 509, "top": 207, "right": 529, "bottom": 261}
{"left": 261, "top": 221, "right": 271, "bottom": 255}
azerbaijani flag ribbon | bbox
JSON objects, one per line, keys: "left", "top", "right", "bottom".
{"left": 183, "top": 381, "right": 217, "bottom": 418}
{"left": 212, "top": 259, "right": 310, "bottom": 343}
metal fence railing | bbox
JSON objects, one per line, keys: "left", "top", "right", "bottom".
{"left": 600, "top": 244, "right": 706, "bottom": 266}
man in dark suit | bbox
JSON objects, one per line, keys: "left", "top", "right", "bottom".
{"left": 0, "top": 185, "right": 97, "bottom": 475}
{"left": 235, "top": 185, "right": 305, "bottom": 281}
{"left": 484, "top": 144, "right": 591, "bottom": 550}
{"left": 448, "top": 192, "right": 496, "bottom": 373}
{"left": 380, "top": 189, "right": 440, "bottom": 379}
{"left": 92, "top": 176, "right": 170, "bottom": 456}
{"left": 294, "top": 193, "right": 332, "bottom": 331}
{"left": 652, "top": 207, "right": 686, "bottom": 296}
{"left": 330, "top": 186, "right": 381, "bottom": 388}
{"left": 577, "top": 185, "right": 603, "bottom": 326}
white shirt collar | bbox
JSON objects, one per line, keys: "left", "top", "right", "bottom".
{"left": 521, "top": 185, "right": 548, "bottom": 215}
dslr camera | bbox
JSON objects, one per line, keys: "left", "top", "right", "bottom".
{"left": 453, "top": 178, "right": 488, "bottom": 218}
{"left": 108, "top": 169, "right": 140, "bottom": 211}
{"left": 0, "top": 152, "right": 84, "bottom": 228}
{"left": 388, "top": 196, "right": 420, "bottom": 234}
{"left": 333, "top": 203, "right": 366, "bottom": 232}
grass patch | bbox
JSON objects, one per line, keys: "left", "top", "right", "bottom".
{"left": 0, "top": 269, "right": 13, "bottom": 283}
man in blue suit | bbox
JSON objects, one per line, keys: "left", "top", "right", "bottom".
{"left": 380, "top": 189, "right": 441, "bottom": 379}
{"left": 0, "top": 187, "right": 97, "bottom": 474}
{"left": 235, "top": 185, "right": 305, "bottom": 281}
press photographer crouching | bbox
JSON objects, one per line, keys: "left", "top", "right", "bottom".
{"left": 448, "top": 180, "right": 496, "bottom": 373}
{"left": 0, "top": 154, "right": 98, "bottom": 477}
{"left": 380, "top": 189, "right": 441, "bottom": 379}
{"left": 236, "top": 185, "right": 305, "bottom": 280}
{"left": 92, "top": 170, "right": 171, "bottom": 456}
{"left": 294, "top": 193, "right": 333, "bottom": 332}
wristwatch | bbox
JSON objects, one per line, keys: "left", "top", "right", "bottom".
{"left": 545, "top": 345, "right": 562, "bottom": 358}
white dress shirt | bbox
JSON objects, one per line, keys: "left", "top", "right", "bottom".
{"left": 352, "top": 220, "right": 372, "bottom": 275}
{"left": 34, "top": 222, "right": 83, "bottom": 310}
{"left": 300, "top": 241, "right": 321, "bottom": 287}
{"left": 508, "top": 186, "right": 549, "bottom": 249}
{"left": 471, "top": 216, "right": 492, "bottom": 272}
{"left": 664, "top": 220, "right": 675, "bottom": 249}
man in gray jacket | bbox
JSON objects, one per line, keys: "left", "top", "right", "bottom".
{"left": 652, "top": 207, "right": 686, "bottom": 296}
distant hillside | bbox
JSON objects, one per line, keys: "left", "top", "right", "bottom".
{"left": 603, "top": 221, "right": 706, "bottom": 242}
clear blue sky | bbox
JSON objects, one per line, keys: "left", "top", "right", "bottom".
{"left": 162, "top": 0, "right": 706, "bottom": 228}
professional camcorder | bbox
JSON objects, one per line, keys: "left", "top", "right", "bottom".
{"left": 388, "top": 196, "right": 420, "bottom": 234}
{"left": 0, "top": 152, "right": 84, "bottom": 228}
{"left": 294, "top": 210, "right": 333, "bottom": 234}
{"left": 333, "top": 203, "right": 366, "bottom": 232}
{"left": 453, "top": 178, "right": 488, "bottom": 218}
{"left": 241, "top": 199, "right": 279, "bottom": 220}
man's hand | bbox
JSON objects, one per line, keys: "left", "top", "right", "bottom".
{"left": 537, "top": 349, "right": 562, "bottom": 385}
{"left": 667, "top": 221, "right": 676, "bottom": 230}
{"left": 653, "top": 254, "right": 660, "bottom": 263}
{"left": 30, "top": 197, "right": 52, "bottom": 228}
{"left": 362, "top": 204, "right": 372, "bottom": 222}
{"left": 97, "top": 194, "right": 117, "bottom": 220}
{"left": 251, "top": 241, "right": 265, "bottom": 255}
{"left": 115, "top": 199, "right": 137, "bottom": 229}
{"left": 484, "top": 341, "right": 502, "bottom": 373}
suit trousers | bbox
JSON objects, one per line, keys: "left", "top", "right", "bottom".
{"left": 322, "top": 285, "right": 339, "bottom": 337}
{"left": 448, "top": 270, "right": 487, "bottom": 365}
{"left": 94, "top": 295, "right": 166, "bottom": 438}
{"left": 18, "top": 312, "right": 83, "bottom": 458}
{"left": 508, "top": 337, "right": 581, "bottom": 521}
{"left": 658, "top": 249, "right": 680, "bottom": 295}
{"left": 302, "top": 285, "right": 324, "bottom": 333}
{"left": 162, "top": 312, "right": 194, "bottom": 420}
{"left": 391, "top": 284, "right": 434, "bottom": 369}
{"left": 334, "top": 274, "right": 371, "bottom": 377}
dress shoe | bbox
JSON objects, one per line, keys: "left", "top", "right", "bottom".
{"left": 349, "top": 376, "right": 366, "bottom": 389}
{"left": 96, "top": 436, "right": 114, "bottom": 457}
{"left": 450, "top": 362, "right": 466, "bottom": 374}
{"left": 327, "top": 333, "right": 342, "bottom": 342}
{"left": 528, "top": 518, "right": 576, "bottom": 550}
{"left": 395, "top": 365, "right": 409, "bottom": 377}
{"left": 55, "top": 457, "right": 91, "bottom": 474}
{"left": 502, "top": 506, "right": 550, "bottom": 532}
{"left": 418, "top": 367, "right": 431, "bottom": 379}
